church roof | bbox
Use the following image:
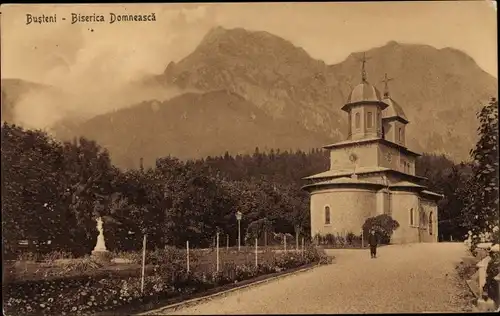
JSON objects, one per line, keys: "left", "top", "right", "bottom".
{"left": 348, "top": 82, "right": 382, "bottom": 103}
{"left": 382, "top": 97, "right": 409, "bottom": 124}
{"left": 420, "top": 190, "right": 445, "bottom": 199}
{"left": 302, "top": 166, "right": 427, "bottom": 181}
{"left": 389, "top": 181, "right": 425, "bottom": 189}
{"left": 322, "top": 137, "right": 421, "bottom": 157}
{"left": 301, "top": 176, "right": 384, "bottom": 191}
{"left": 341, "top": 82, "right": 388, "bottom": 111}
{"left": 303, "top": 167, "right": 389, "bottom": 180}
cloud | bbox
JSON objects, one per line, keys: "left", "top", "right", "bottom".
{"left": 2, "top": 4, "right": 214, "bottom": 129}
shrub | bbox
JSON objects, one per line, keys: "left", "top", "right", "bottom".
{"left": 484, "top": 250, "right": 500, "bottom": 304}
{"left": 112, "top": 250, "right": 143, "bottom": 264}
{"left": 325, "top": 234, "right": 335, "bottom": 245}
{"left": 346, "top": 232, "right": 356, "bottom": 245}
{"left": 304, "top": 246, "right": 333, "bottom": 264}
{"left": 58, "top": 256, "right": 103, "bottom": 274}
{"left": 362, "top": 214, "right": 400, "bottom": 244}
{"left": 16, "top": 252, "right": 41, "bottom": 262}
{"left": 43, "top": 251, "right": 74, "bottom": 262}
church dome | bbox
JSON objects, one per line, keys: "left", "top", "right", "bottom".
{"left": 346, "top": 82, "right": 383, "bottom": 104}
{"left": 382, "top": 96, "right": 409, "bottom": 123}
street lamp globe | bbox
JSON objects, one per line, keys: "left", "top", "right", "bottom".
{"left": 236, "top": 211, "right": 242, "bottom": 221}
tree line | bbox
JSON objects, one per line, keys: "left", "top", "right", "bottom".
{"left": 1, "top": 124, "right": 328, "bottom": 258}
{"left": 2, "top": 98, "right": 496, "bottom": 258}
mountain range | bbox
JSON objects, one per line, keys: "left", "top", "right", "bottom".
{"left": 1, "top": 26, "right": 497, "bottom": 169}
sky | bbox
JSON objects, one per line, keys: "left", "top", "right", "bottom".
{"left": 0, "top": 1, "right": 497, "bottom": 128}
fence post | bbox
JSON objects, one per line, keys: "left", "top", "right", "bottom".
{"left": 361, "top": 230, "right": 364, "bottom": 248}
{"left": 255, "top": 238, "right": 258, "bottom": 267}
{"left": 216, "top": 232, "right": 220, "bottom": 272}
{"left": 141, "top": 234, "right": 147, "bottom": 294}
{"left": 301, "top": 237, "right": 304, "bottom": 257}
{"left": 477, "top": 256, "right": 491, "bottom": 297}
{"left": 186, "top": 240, "right": 190, "bottom": 273}
{"left": 494, "top": 273, "right": 500, "bottom": 306}
{"left": 295, "top": 227, "right": 299, "bottom": 251}
{"left": 284, "top": 235, "right": 287, "bottom": 252}
{"left": 226, "top": 234, "right": 229, "bottom": 251}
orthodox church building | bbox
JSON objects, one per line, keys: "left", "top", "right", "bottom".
{"left": 302, "top": 57, "right": 442, "bottom": 244}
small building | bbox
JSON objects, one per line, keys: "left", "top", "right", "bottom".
{"left": 302, "top": 63, "right": 443, "bottom": 244}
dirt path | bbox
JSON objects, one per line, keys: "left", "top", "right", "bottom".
{"left": 148, "top": 242, "right": 474, "bottom": 314}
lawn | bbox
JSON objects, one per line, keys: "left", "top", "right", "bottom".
{"left": 3, "top": 246, "right": 305, "bottom": 283}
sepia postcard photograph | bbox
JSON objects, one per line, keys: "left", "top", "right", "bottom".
{"left": 1, "top": 1, "right": 498, "bottom": 315}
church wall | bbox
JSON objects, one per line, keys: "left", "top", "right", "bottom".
{"left": 360, "top": 172, "right": 404, "bottom": 185}
{"left": 390, "top": 191, "right": 420, "bottom": 244}
{"left": 419, "top": 198, "right": 438, "bottom": 243}
{"left": 350, "top": 104, "right": 365, "bottom": 140}
{"left": 377, "top": 145, "right": 401, "bottom": 171}
{"left": 310, "top": 188, "right": 377, "bottom": 238}
{"left": 377, "top": 144, "right": 416, "bottom": 175}
{"left": 394, "top": 121, "right": 406, "bottom": 147}
{"left": 329, "top": 143, "right": 379, "bottom": 171}
{"left": 383, "top": 121, "right": 396, "bottom": 143}
{"left": 376, "top": 189, "right": 391, "bottom": 216}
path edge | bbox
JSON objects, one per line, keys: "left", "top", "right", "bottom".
{"left": 137, "top": 263, "right": 320, "bottom": 315}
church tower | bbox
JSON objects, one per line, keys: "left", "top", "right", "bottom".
{"left": 342, "top": 53, "right": 388, "bottom": 141}
{"left": 302, "top": 56, "right": 443, "bottom": 244}
{"left": 381, "top": 73, "right": 409, "bottom": 147}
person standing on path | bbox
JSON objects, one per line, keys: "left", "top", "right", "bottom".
{"left": 368, "top": 229, "right": 378, "bottom": 258}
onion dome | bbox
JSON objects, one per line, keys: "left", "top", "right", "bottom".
{"left": 382, "top": 97, "right": 409, "bottom": 124}
{"left": 380, "top": 73, "right": 409, "bottom": 123}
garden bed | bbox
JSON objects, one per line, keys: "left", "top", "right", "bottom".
{"left": 99, "top": 262, "right": 318, "bottom": 315}
{"left": 3, "top": 246, "right": 332, "bottom": 315}
{"left": 3, "top": 260, "right": 152, "bottom": 284}
{"left": 317, "top": 244, "right": 388, "bottom": 250}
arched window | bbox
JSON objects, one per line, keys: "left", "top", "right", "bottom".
{"left": 429, "top": 212, "right": 433, "bottom": 235}
{"left": 355, "top": 113, "right": 361, "bottom": 129}
{"left": 367, "top": 111, "right": 373, "bottom": 128}
{"left": 409, "top": 208, "right": 414, "bottom": 226}
{"left": 377, "top": 111, "right": 381, "bottom": 133}
{"left": 324, "top": 206, "right": 331, "bottom": 225}
{"left": 399, "top": 128, "right": 403, "bottom": 142}
{"left": 419, "top": 207, "right": 426, "bottom": 228}
{"left": 348, "top": 112, "right": 352, "bottom": 136}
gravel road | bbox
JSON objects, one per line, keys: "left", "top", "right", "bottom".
{"left": 149, "top": 242, "right": 474, "bottom": 314}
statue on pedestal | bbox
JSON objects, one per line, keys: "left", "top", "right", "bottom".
{"left": 92, "top": 216, "right": 108, "bottom": 253}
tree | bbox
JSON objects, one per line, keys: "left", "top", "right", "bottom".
{"left": 415, "top": 153, "right": 473, "bottom": 241}
{"left": 244, "top": 218, "right": 273, "bottom": 246}
{"left": 461, "top": 97, "right": 499, "bottom": 249}
{"left": 1, "top": 124, "right": 66, "bottom": 255}
{"left": 156, "top": 157, "right": 236, "bottom": 248}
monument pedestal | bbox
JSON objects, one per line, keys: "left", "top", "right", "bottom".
{"left": 91, "top": 250, "right": 111, "bottom": 263}
{"left": 91, "top": 217, "right": 111, "bottom": 263}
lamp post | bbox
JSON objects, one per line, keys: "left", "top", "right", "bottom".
{"left": 236, "top": 211, "right": 242, "bottom": 251}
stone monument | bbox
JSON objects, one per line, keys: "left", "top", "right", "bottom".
{"left": 91, "top": 217, "right": 111, "bottom": 262}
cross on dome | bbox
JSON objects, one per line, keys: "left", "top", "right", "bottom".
{"left": 382, "top": 73, "right": 394, "bottom": 98}
{"left": 356, "top": 53, "right": 371, "bottom": 83}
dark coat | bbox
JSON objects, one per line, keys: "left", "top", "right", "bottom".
{"left": 368, "top": 233, "right": 378, "bottom": 246}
